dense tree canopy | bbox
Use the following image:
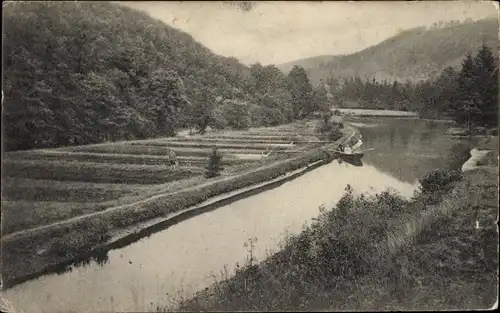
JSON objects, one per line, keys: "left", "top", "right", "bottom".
{"left": 451, "top": 45, "right": 498, "bottom": 128}
{"left": 278, "top": 18, "right": 498, "bottom": 85}
{"left": 287, "top": 66, "right": 315, "bottom": 119}
{"left": 329, "top": 44, "right": 498, "bottom": 127}
{"left": 8, "top": 2, "right": 492, "bottom": 153}
{"left": 3, "top": 1, "right": 322, "bottom": 151}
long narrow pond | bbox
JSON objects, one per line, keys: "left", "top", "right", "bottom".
{"left": 0, "top": 117, "right": 470, "bottom": 313}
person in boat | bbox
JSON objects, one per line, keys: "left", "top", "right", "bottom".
{"left": 338, "top": 142, "right": 353, "bottom": 154}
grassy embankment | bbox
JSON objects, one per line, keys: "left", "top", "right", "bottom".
{"left": 1, "top": 119, "right": 347, "bottom": 289}
{"left": 178, "top": 136, "right": 498, "bottom": 311}
{"left": 335, "top": 108, "right": 419, "bottom": 118}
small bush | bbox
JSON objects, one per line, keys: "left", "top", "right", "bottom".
{"left": 210, "top": 107, "right": 229, "bottom": 130}
{"left": 317, "top": 120, "right": 343, "bottom": 142}
{"left": 419, "top": 168, "right": 463, "bottom": 194}
{"left": 486, "top": 128, "right": 498, "bottom": 136}
{"left": 205, "top": 148, "right": 224, "bottom": 178}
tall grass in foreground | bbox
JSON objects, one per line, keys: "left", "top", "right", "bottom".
{"left": 176, "top": 167, "right": 498, "bottom": 311}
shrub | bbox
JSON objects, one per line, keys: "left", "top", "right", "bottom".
{"left": 317, "top": 117, "right": 343, "bottom": 141}
{"left": 262, "top": 107, "right": 287, "bottom": 126}
{"left": 205, "top": 148, "right": 224, "bottom": 178}
{"left": 486, "top": 128, "right": 498, "bottom": 136}
{"left": 419, "top": 168, "right": 463, "bottom": 194}
{"left": 220, "top": 99, "right": 252, "bottom": 129}
{"left": 210, "top": 107, "right": 228, "bottom": 130}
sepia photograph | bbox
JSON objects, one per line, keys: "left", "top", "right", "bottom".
{"left": 0, "top": 1, "right": 498, "bottom": 312}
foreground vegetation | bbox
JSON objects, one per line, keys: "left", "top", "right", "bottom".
{"left": 178, "top": 153, "right": 498, "bottom": 311}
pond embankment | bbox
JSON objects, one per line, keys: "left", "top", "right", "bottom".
{"left": 334, "top": 108, "right": 419, "bottom": 118}
{"left": 1, "top": 123, "right": 355, "bottom": 290}
{"left": 177, "top": 137, "right": 498, "bottom": 311}
{"left": 4, "top": 117, "right": 480, "bottom": 313}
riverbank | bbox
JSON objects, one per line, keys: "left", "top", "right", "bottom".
{"left": 177, "top": 139, "right": 498, "bottom": 311}
{"left": 0, "top": 121, "right": 354, "bottom": 290}
{"left": 446, "top": 126, "right": 499, "bottom": 137}
{"left": 334, "top": 108, "right": 419, "bottom": 118}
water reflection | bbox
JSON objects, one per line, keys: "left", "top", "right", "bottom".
{"left": 419, "top": 129, "right": 433, "bottom": 143}
{"left": 52, "top": 248, "right": 110, "bottom": 276}
{"left": 388, "top": 127, "right": 396, "bottom": 149}
{"left": 1, "top": 161, "right": 417, "bottom": 313}
{"left": 401, "top": 127, "right": 411, "bottom": 147}
{"left": 351, "top": 117, "right": 467, "bottom": 183}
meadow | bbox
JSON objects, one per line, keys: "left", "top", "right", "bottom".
{"left": 1, "top": 120, "right": 324, "bottom": 236}
{"left": 1, "top": 119, "right": 345, "bottom": 288}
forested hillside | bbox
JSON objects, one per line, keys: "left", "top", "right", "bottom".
{"left": 321, "top": 44, "right": 498, "bottom": 126}
{"left": 2, "top": 1, "right": 320, "bottom": 151}
{"left": 279, "top": 18, "right": 498, "bottom": 85}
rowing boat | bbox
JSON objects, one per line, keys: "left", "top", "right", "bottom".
{"left": 330, "top": 150, "right": 364, "bottom": 166}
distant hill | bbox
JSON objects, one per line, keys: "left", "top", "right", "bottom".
{"left": 1, "top": 2, "right": 255, "bottom": 150}
{"left": 278, "top": 18, "right": 499, "bottom": 85}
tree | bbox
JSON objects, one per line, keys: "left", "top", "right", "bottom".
{"left": 287, "top": 66, "right": 314, "bottom": 118}
{"left": 220, "top": 99, "right": 252, "bottom": 129}
{"left": 312, "top": 81, "right": 331, "bottom": 113}
{"left": 209, "top": 107, "right": 229, "bottom": 130}
{"left": 183, "top": 86, "right": 216, "bottom": 134}
{"left": 435, "top": 66, "right": 458, "bottom": 116}
{"left": 472, "top": 44, "right": 498, "bottom": 128}
{"left": 205, "top": 147, "right": 224, "bottom": 178}
{"left": 451, "top": 46, "right": 498, "bottom": 129}
{"left": 3, "top": 2, "right": 288, "bottom": 151}
{"left": 454, "top": 53, "right": 480, "bottom": 127}
{"left": 317, "top": 115, "right": 343, "bottom": 142}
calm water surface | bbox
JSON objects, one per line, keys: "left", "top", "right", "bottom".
{"left": 1, "top": 118, "right": 467, "bottom": 313}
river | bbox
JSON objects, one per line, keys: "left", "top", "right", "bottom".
{"left": 0, "top": 117, "right": 469, "bottom": 313}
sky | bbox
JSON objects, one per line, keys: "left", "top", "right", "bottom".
{"left": 121, "top": 1, "right": 498, "bottom": 66}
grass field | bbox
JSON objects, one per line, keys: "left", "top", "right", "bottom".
{"left": 1, "top": 121, "right": 324, "bottom": 235}
{"left": 2, "top": 159, "right": 202, "bottom": 184}
{"left": 1, "top": 120, "right": 340, "bottom": 287}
